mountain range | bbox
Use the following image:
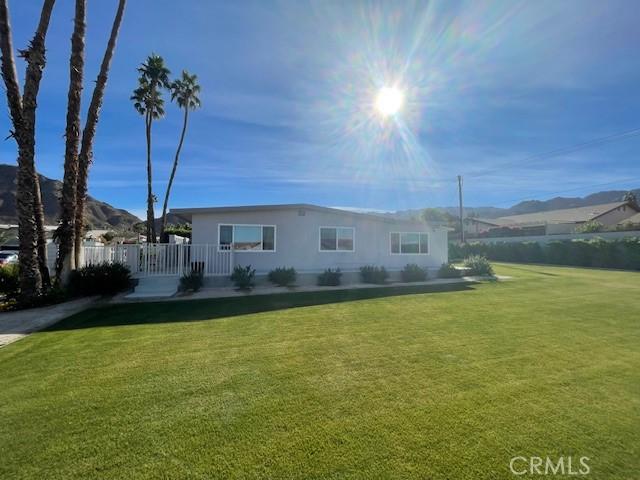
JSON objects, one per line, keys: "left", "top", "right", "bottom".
{"left": 0, "top": 164, "right": 140, "bottom": 229}
{"left": 393, "top": 189, "right": 640, "bottom": 220}
{"left": 1, "top": 163, "right": 637, "bottom": 226}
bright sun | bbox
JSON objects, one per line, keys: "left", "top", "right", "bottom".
{"left": 375, "top": 86, "right": 404, "bottom": 116}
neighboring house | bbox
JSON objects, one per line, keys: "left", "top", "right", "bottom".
{"left": 618, "top": 212, "right": 640, "bottom": 228}
{"left": 464, "top": 201, "right": 640, "bottom": 237}
{"left": 0, "top": 224, "right": 57, "bottom": 249}
{"left": 170, "top": 203, "right": 449, "bottom": 284}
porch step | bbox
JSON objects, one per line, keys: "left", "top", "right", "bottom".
{"left": 126, "top": 277, "right": 179, "bottom": 299}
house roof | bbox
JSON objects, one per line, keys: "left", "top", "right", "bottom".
{"left": 170, "top": 203, "right": 445, "bottom": 228}
{"left": 470, "top": 201, "right": 637, "bottom": 227}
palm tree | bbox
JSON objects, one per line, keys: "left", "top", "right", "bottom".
{"left": 74, "top": 0, "right": 126, "bottom": 268}
{"left": 0, "top": 0, "right": 56, "bottom": 298}
{"left": 160, "top": 70, "right": 201, "bottom": 240}
{"left": 131, "top": 54, "right": 170, "bottom": 243}
{"left": 55, "top": 0, "right": 85, "bottom": 284}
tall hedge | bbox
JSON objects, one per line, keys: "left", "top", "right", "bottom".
{"left": 450, "top": 237, "right": 640, "bottom": 270}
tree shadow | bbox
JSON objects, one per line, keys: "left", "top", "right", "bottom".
{"left": 47, "top": 282, "right": 477, "bottom": 332}
{"left": 497, "top": 263, "right": 560, "bottom": 276}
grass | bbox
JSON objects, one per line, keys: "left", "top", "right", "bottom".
{"left": 0, "top": 263, "right": 638, "bottom": 479}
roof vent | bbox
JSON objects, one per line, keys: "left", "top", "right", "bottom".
{"left": 298, "top": 209, "right": 306, "bottom": 216}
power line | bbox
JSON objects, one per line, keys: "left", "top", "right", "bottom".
{"left": 463, "top": 127, "right": 640, "bottom": 180}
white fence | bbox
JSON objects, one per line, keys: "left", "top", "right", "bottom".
{"left": 81, "top": 243, "right": 233, "bottom": 277}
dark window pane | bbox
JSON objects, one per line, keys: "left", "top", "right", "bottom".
{"left": 419, "top": 233, "right": 429, "bottom": 254}
{"left": 320, "top": 228, "right": 336, "bottom": 250}
{"left": 262, "top": 226, "right": 275, "bottom": 251}
{"left": 220, "top": 225, "right": 233, "bottom": 245}
{"left": 391, "top": 233, "right": 400, "bottom": 253}
{"left": 401, "top": 233, "right": 420, "bottom": 254}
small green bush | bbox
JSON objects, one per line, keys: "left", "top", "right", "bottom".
{"left": 268, "top": 267, "right": 297, "bottom": 287}
{"left": 179, "top": 269, "right": 204, "bottom": 292}
{"left": 360, "top": 265, "right": 388, "bottom": 284}
{"left": 317, "top": 268, "right": 342, "bottom": 286}
{"left": 575, "top": 220, "right": 604, "bottom": 233}
{"left": 68, "top": 262, "right": 132, "bottom": 296}
{"left": 231, "top": 265, "right": 255, "bottom": 290}
{"left": 401, "top": 263, "right": 427, "bottom": 282}
{"left": 463, "top": 255, "right": 494, "bottom": 276}
{"left": 0, "top": 264, "right": 20, "bottom": 298}
{"left": 438, "top": 263, "right": 461, "bottom": 278}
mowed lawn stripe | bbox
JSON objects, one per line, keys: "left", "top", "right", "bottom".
{"left": 0, "top": 263, "right": 638, "bottom": 479}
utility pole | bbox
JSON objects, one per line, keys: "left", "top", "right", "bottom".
{"left": 457, "top": 175, "right": 465, "bottom": 243}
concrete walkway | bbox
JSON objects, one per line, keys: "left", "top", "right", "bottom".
{"left": 0, "top": 297, "right": 99, "bottom": 348}
{"left": 114, "top": 275, "right": 510, "bottom": 304}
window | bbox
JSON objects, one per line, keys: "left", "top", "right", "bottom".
{"left": 219, "top": 224, "right": 276, "bottom": 251}
{"left": 390, "top": 232, "right": 429, "bottom": 254}
{"left": 319, "top": 227, "right": 354, "bottom": 252}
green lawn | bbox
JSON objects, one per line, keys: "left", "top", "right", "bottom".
{"left": 1, "top": 264, "right": 638, "bottom": 479}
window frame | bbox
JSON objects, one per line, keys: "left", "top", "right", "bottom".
{"left": 389, "top": 231, "right": 430, "bottom": 255}
{"left": 318, "top": 226, "right": 356, "bottom": 253}
{"left": 218, "top": 224, "right": 277, "bottom": 252}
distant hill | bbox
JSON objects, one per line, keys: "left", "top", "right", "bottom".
{"left": 504, "top": 189, "right": 640, "bottom": 216}
{"left": 392, "top": 188, "right": 640, "bottom": 220}
{"left": 0, "top": 164, "right": 141, "bottom": 229}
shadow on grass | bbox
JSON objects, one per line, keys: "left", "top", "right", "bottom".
{"left": 48, "top": 282, "right": 477, "bottom": 331}
{"left": 494, "top": 263, "right": 560, "bottom": 276}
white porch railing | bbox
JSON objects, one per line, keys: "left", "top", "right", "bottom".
{"left": 81, "top": 243, "right": 233, "bottom": 277}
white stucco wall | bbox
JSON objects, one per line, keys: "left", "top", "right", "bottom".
{"left": 191, "top": 207, "right": 448, "bottom": 274}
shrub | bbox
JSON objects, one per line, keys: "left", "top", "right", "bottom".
{"left": 317, "top": 268, "right": 342, "bottom": 286}
{"left": 268, "top": 267, "right": 297, "bottom": 287}
{"left": 575, "top": 220, "right": 604, "bottom": 233}
{"left": 401, "top": 263, "right": 427, "bottom": 282}
{"left": 231, "top": 264, "right": 255, "bottom": 290}
{"left": 0, "top": 264, "right": 20, "bottom": 298}
{"left": 179, "top": 269, "right": 204, "bottom": 292}
{"left": 463, "top": 255, "right": 494, "bottom": 276}
{"left": 449, "top": 237, "right": 640, "bottom": 270}
{"left": 359, "top": 265, "right": 388, "bottom": 284}
{"left": 438, "top": 262, "right": 461, "bottom": 278}
{"left": 68, "top": 262, "right": 132, "bottom": 296}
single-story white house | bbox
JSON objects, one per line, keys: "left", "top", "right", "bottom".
{"left": 170, "top": 203, "right": 449, "bottom": 284}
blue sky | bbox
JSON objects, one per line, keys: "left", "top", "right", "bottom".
{"left": 2, "top": 0, "right": 640, "bottom": 218}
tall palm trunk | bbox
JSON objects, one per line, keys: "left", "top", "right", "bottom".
{"left": 34, "top": 175, "right": 50, "bottom": 288}
{"left": 160, "top": 106, "right": 189, "bottom": 241}
{"left": 55, "top": 0, "right": 85, "bottom": 284}
{"left": 0, "top": 0, "right": 56, "bottom": 298}
{"left": 74, "top": 0, "right": 126, "bottom": 267}
{"left": 145, "top": 109, "right": 156, "bottom": 243}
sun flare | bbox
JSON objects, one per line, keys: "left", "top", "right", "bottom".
{"left": 375, "top": 86, "right": 404, "bottom": 116}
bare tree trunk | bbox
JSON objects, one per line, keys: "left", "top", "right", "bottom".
{"left": 0, "top": 0, "right": 56, "bottom": 299}
{"left": 75, "top": 0, "right": 126, "bottom": 267}
{"left": 21, "top": 1, "right": 56, "bottom": 291}
{"left": 55, "top": 0, "right": 85, "bottom": 284}
{"left": 145, "top": 111, "right": 156, "bottom": 243}
{"left": 160, "top": 106, "right": 189, "bottom": 241}
{"left": 34, "top": 175, "right": 50, "bottom": 288}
